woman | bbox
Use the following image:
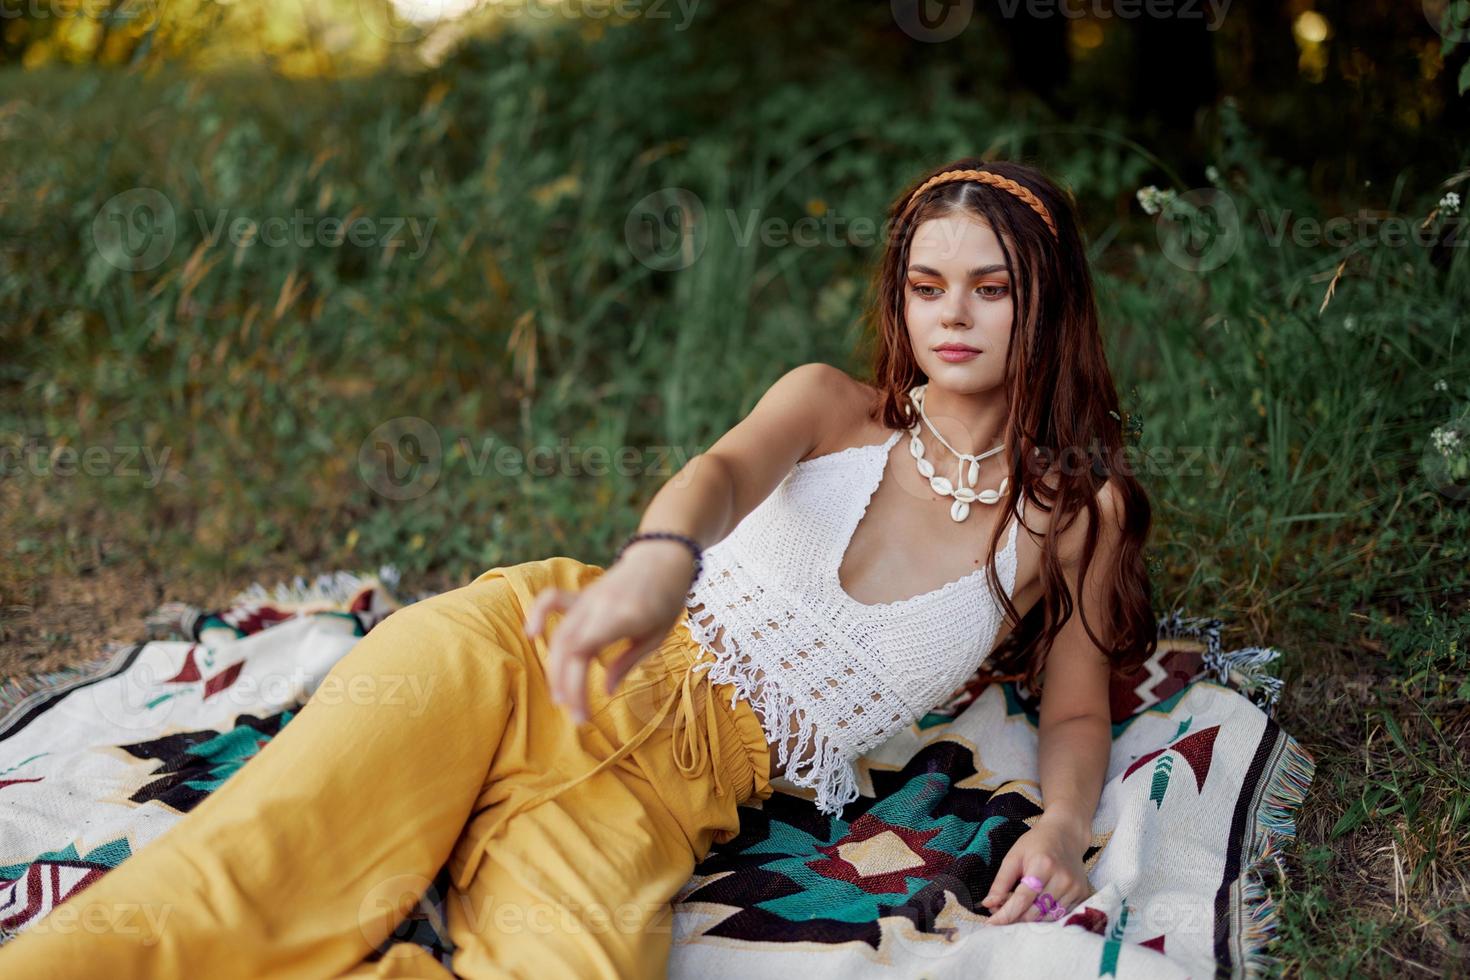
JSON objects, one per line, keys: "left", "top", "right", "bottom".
{"left": 0, "top": 158, "right": 1154, "bottom": 978}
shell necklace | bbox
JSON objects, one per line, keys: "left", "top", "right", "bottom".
{"left": 905, "top": 383, "right": 1007, "bottom": 523}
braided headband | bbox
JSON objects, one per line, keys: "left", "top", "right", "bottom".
{"left": 901, "top": 168, "right": 1059, "bottom": 241}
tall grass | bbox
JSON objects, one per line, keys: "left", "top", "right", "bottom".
{"left": 2, "top": 18, "right": 1468, "bottom": 969}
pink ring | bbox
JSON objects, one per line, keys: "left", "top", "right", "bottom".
{"left": 1019, "top": 874, "right": 1045, "bottom": 891}
{"left": 1046, "top": 904, "right": 1067, "bottom": 921}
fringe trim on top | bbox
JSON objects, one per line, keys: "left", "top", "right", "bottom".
{"left": 679, "top": 613, "right": 860, "bottom": 817}
{"left": 1236, "top": 734, "right": 1316, "bottom": 978}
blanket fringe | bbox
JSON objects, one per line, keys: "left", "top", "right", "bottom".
{"left": 0, "top": 642, "right": 134, "bottom": 722}
{"left": 1156, "top": 609, "right": 1223, "bottom": 658}
{"left": 1158, "top": 609, "right": 1286, "bottom": 717}
{"left": 226, "top": 564, "right": 402, "bottom": 611}
{"left": 1237, "top": 734, "right": 1315, "bottom": 978}
{"left": 141, "top": 565, "right": 409, "bottom": 641}
{"left": 1205, "top": 645, "right": 1285, "bottom": 718}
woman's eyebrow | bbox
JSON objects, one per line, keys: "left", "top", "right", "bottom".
{"left": 907, "top": 263, "right": 1007, "bottom": 278}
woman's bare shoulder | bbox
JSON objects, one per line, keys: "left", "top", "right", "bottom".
{"left": 800, "top": 369, "right": 893, "bottom": 460}
{"left": 1020, "top": 472, "right": 1132, "bottom": 552}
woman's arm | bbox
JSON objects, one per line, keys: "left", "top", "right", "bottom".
{"left": 530, "top": 361, "right": 850, "bottom": 721}
{"left": 982, "top": 480, "right": 1127, "bottom": 924}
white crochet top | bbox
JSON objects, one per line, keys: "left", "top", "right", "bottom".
{"left": 679, "top": 428, "right": 1022, "bottom": 815}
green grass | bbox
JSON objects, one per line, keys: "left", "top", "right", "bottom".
{"left": 2, "top": 20, "right": 1468, "bottom": 972}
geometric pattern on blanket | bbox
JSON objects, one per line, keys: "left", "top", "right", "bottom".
{"left": 0, "top": 568, "right": 1314, "bottom": 979}
{"left": 669, "top": 630, "right": 1312, "bottom": 980}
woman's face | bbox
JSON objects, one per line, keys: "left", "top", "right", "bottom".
{"left": 903, "top": 212, "right": 1015, "bottom": 395}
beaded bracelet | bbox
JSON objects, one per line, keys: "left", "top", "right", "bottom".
{"left": 612, "top": 531, "right": 703, "bottom": 590}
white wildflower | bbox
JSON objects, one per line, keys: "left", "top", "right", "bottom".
{"left": 1434, "top": 379, "right": 1450, "bottom": 392}
{"left": 1343, "top": 315, "right": 1357, "bottom": 332}
{"left": 1439, "top": 191, "right": 1461, "bottom": 215}
{"left": 1136, "top": 185, "right": 1177, "bottom": 217}
{"left": 1205, "top": 165, "right": 1221, "bottom": 185}
{"left": 1432, "top": 425, "right": 1463, "bottom": 457}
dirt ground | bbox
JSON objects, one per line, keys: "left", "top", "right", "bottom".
{"left": 0, "top": 490, "right": 436, "bottom": 684}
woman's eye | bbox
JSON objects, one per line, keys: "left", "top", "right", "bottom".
{"left": 911, "top": 283, "right": 1006, "bottom": 299}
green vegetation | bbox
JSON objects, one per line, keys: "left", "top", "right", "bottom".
{"left": 2, "top": 14, "right": 1467, "bottom": 972}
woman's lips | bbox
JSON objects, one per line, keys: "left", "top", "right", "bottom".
{"left": 935, "top": 348, "right": 980, "bottom": 362}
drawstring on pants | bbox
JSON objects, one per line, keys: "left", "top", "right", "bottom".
{"left": 468, "top": 655, "right": 729, "bottom": 857}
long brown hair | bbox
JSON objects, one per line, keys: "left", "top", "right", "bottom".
{"left": 854, "top": 157, "right": 1156, "bottom": 695}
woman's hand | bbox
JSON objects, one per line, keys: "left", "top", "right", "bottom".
{"left": 523, "top": 540, "right": 695, "bottom": 724}
{"left": 980, "top": 816, "right": 1095, "bottom": 924}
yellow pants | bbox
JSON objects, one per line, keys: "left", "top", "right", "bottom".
{"left": 0, "top": 556, "right": 773, "bottom": 978}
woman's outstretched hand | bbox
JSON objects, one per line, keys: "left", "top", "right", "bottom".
{"left": 522, "top": 541, "right": 696, "bottom": 724}
{"left": 981, "top": 816, "right": 1095, "bottom": 924}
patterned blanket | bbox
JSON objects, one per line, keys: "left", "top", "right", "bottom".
{"left": 0, "top": 568, "right": 1313, "bottom": 978}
